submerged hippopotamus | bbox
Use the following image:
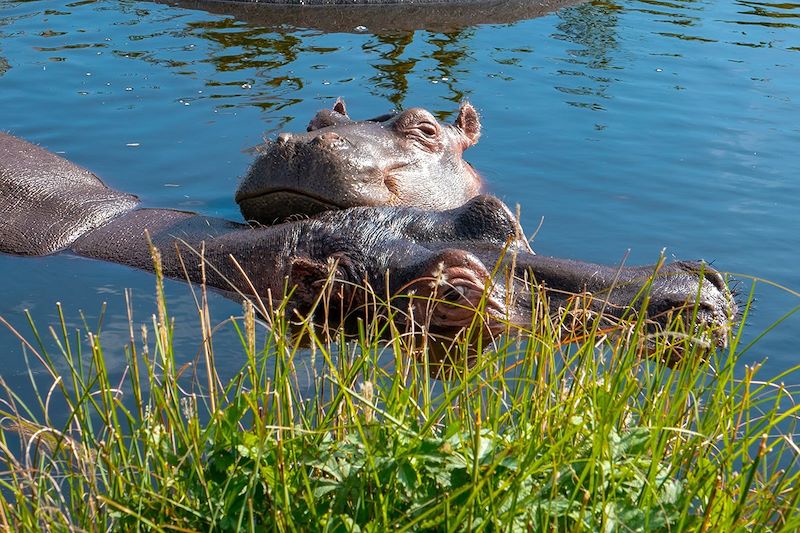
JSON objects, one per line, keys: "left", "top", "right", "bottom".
{"left": 236, "top": 99, "right": 483, "bottom": 223}
{"left": 0, "top": 128, "right": 737, "bottom": 371}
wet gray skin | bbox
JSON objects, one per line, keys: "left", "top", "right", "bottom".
{"left": 235, "top": 99, "right": 484, "bottom": 224}
{"left": 0, "top": 132, "right": 738, "bottom": 372}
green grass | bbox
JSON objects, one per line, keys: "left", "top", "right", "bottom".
{"left": 0, "top": 257, "right": 798, "bottom": 531}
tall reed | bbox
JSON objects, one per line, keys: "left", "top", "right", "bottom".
{"left": 0, "top": 256, "right": 797, "bottom": 531}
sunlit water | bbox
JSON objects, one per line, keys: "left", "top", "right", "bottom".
{"left": 0, "top": 0, "right": 798, "bottom": 395}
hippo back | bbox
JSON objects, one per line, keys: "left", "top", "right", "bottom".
{"left": 0, "top": 132, "right": 139, "bottom": 255}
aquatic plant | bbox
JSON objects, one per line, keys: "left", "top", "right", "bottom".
{"left": 0, "top": 254, "right": 797, "bottom": 532}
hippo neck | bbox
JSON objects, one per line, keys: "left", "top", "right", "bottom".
{"left": 71, "top": 208, "right": 270, "bottom": 300}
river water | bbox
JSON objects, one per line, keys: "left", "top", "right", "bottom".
{"left": 0, "top": 0, "right": 798, "bottom": 391}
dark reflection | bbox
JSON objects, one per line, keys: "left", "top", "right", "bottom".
{"left": 635, "top": 0, "right": 702, "bottom": 13}
{"left": 736, "top": 0, "right": 800, "bottom": 29}
{"left": 427, "top": 32, "right": 474, "bottom": 109}
{"left": 155, "top": 0, "right": 586, "bottom": 33}
{"left": 363, "top": 33, "right": 417, "bottom": 110}
{"left": 184, "top": 16, "right": 307, "bottom": 113}
{"left": 363, "top": 30, "right": 473, "bottom": 110}
{"left": 657, "top": 31, "right": 716, "bottom": 43}
{"left": 0, "top": 10, "right": 10, "bottom": 77}
{"left": 185, "top": 17, "right": 304, "bottom": 71}
{"left": 552, "top": 1, "right": 621, "bottom": 110}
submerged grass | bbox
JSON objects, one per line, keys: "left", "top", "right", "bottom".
{"left": 0, "top": 259, "right": 798, "bottom": 531}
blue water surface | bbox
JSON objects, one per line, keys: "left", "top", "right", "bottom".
{"left": 0, "top": 0, "right": 798, "bottom": 390}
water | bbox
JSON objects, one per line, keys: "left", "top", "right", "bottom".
{"left": 0, "top": 0, "right": 798, "bottom": 392}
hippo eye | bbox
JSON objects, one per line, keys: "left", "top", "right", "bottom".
{"left": 416, "top": 121, "right": 439, "bottom": 137}
{"left": 394, "top": 110, "right": 443, "bottom": 151}
{"left": 441, "top": 286, "right": 466, "bottom": 303}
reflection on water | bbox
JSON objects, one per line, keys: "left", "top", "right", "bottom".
{"left": 364, "top": 30, "right": 477, "bottom": 110}
{"left": 0, "top": 0, "right": 798, "bottom": 389}
{"left": 0, "top": 7, "right": 10, "bottom": 77}
{"left": 554, "top": 2, "right": 620, "bottom": 110}
{"left": 6, "top": 0, "right": 796, "bottom": 111}
{"left": 628, "top": 0, "right": 800, "bottom": 46}
{"left": 735, "top": 0, "right": 800, "bottom": 29}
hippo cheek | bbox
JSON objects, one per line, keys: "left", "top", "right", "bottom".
{"left": 385, "top": 154, "right": 482, "bottom": 210}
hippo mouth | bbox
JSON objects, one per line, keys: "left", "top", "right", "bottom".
{"left": 236, "top": 189, "right": 345, "bottom": 222}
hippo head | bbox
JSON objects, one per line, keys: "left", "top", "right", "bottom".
{"left": 502, "top": 255, "right": 738, "bottom": 368}
{"left": 389, "top": 248, "right": 738, "bottom": 374}
{"left": 282, "top": 247, "right": 737, "bottom": 377}
{"left": 235, "top": 98, "right": 483, "bottom": 224}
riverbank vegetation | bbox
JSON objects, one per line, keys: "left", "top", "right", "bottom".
{"left": 0, "top": 261, "right": 797, "bottom": 531}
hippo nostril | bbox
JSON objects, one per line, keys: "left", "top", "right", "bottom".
{"left": 679, "top": 261, "right": 728, "bottom": 294}
{"left": 701, "top": 268, "right": 728, "bottom": 294}
{"left": 316, "top": 132, "right": 342, "bottom": 143}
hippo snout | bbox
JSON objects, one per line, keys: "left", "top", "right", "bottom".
{"left": 310, "top": 131, "right": 345, "bottom": 147}
{"left": 507, "top": 254, "right": 737, "bottom": 367}
{"left": 660, "top": 261, "right": 737, "bottom": 323}
{"left": 639, "top": 261, "right": 738, "bottom": 364}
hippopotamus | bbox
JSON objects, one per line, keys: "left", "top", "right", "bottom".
{"left": 0, "top": 129, "right": 737, "bottom": 371}
{"left": 236, "top": 99, "right": 483, "bottom": 223}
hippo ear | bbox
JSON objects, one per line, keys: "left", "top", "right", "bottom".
{"left": 307, "top": 98, "right": 351, "bottom": 131}
{"left": 289, "top": 254, "right": 362, "bottom": 313}
{"left": 453, "top": 102, "right": 481, "bottom": 147}
{"left": 289, "top": 257, "right": 329, "bottom": 306}
{"left": 333, "top": 97, "right": 349, "bottom": 117}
